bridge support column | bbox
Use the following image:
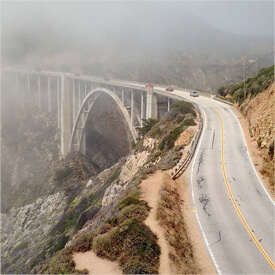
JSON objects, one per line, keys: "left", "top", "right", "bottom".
{"left": 61, "top": 76, "right": 71, "bottom": 155}
{"left": 141, "top": 92, "right": 145, "bottom": 127}
{"left": 38, "top": 76, "right": 41, "bottom": 109}
{"left": 72, "top": 80, "right": 76, "bottom": 123}
{"left": 57, "top": 78, "right": 60, "bottom": 128}
{"left": 48, "top": 77, "right": 52, "bottom": 112}
{"left": 122, "top": 89, "right": 125, "bottom": 107}
{"left": 78, "top": 81, "right": 81, "bottom": 109}
{"left": 146, "top": 87, "right": 158, "bottom": 119}
{"left": 131, "top": 91, "right": 134, "bottom": 126}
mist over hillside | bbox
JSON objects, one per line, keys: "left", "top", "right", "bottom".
{"left": 1, "top": 2, "right": 274, "bottom": 90}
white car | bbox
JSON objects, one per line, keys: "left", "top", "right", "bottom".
{"left": 190, "top": 91, "right": 199, "bottom": 97}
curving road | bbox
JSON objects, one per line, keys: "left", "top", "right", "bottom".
{"left": 116, "top": 80, "right": 275, "bottom": 274}
{"left": 5, "top": 69, "right": 274, "bottom": 273}
{"left": 160, "top": 88, "right": 274, "bottom": 274}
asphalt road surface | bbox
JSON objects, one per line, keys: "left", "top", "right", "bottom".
{"left": 167, "top": 88, "right": 274, "bottom": 274}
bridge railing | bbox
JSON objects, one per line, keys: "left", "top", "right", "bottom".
{"left": 212, "top": 95, "right": 234, "bottom": 105}
{"left": 171, "top": 105, "right": 203, "bottom": 180}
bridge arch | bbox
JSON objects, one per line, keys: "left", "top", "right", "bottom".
{"left": 69, "top": 87, "right": 138, "bottom": 154}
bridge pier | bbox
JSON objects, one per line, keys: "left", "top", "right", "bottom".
{"left": 131, "top": 91, "right": 134, "bottom": 125}
{"left": 38, "top": 76, "right": 41, "bottom": 109}
{"left": 146, "top": 86, "right": 158, "bottom": 119}
{"left": 141, "top": 92, "right": 145, "bottom": 127}
{"left": 48, "top": 77, "right": 52, "bottom": 112}
{"left": 61, "top": 76, "right": 71, "bottom": 155}
{"left": 57, "top": 78, "right": 60, "bottom": 128}
{"left": 122, "top": 89, "right": 125, "bottom": 107}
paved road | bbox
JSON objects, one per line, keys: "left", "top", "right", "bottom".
{"left": 5, "top": 69, "right": 274, "bottom": 273}
{"left": 161, "top": 88, "right": 274, "bottom": 274}
{"left": 119, "top": 81, "right": 275, "bottom": 273}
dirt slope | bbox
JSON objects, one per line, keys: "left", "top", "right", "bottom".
{"left": 141, "top": 171, "right": 215, "bottom": 274}
{"left": 235, "top": 83, "right": 274, "bottom": 195}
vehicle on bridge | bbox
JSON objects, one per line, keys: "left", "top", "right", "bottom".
{"left": 145, "top": 84, "right": 153, "bottom": 88}
{"left": 190, "top": 91, "right": 199, "bottom": 97}
{"left": 166, "top": 86, "right": 174, "bottom": 92}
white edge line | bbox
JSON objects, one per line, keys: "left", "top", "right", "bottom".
{"left": 191, "top": 106, "right": 222, "bottom": 275}
{"left": 229, "top": 108, "right": 275, "bottom": 206}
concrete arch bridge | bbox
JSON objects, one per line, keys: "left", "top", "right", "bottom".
{"left": 4, "top": 69, "right": 184, "bottom": 155}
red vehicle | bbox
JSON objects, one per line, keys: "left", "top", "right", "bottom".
{"left": 166, "top": 86, "right": 174, "bottom": 92}
{"left": 145, "top": 84, "right": 154, "bottom": 88}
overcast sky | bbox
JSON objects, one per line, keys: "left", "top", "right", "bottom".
{"left": 2, "top": 1, "right": 274, "bottom": 37}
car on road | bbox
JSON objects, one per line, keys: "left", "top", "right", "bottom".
{"left": 190, "top": 91, "right": 199, "bottom": 97}
{"left": 145, "top": 84, "right": 154, "bottom": 88}
{"left": 165, "top": 86, "right": 174, "bottom": 92}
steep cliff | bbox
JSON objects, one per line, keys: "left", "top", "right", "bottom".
{"left": 1, "top": 99, "right": 202, "bottom": 274}
{"left": 217, "top": 65, "right": 274, "bottom": 192}
{"left": 241, "top": 83, "right": 274, "bottom": 191}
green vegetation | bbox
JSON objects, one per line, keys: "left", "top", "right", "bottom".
{"left": 36, "top": 99, "right": 197, "bottom": 274}
{"left": 53, "top": 167, "right": 73, "bottom": 183}
{"left": 217, "top": 65, "right": 274, "bottom": 104}
{"left": 93, "top": 218, "right": 160, "bottom": 274}
{"left": 138, "top": 118, "right": 158, "bottom": 136}
{"left": 11, "top": 240, "right": 29, "bottom": 255}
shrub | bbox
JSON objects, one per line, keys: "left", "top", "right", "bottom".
{"left": 92, "top": 227, "right": 120, "bottom": 260}
{"left": 138, "top": 118, "right": 158, "bottom": 136}
{"left": 52, "top": 234, "right": 69, "bottom": 253}
{"left": 117, "top": 204, "right": 149, "bottom": 223}
{"left": 53, "top": 167, "right": 73, "bottom": 182}
{"left": 171, "top": 101, "right": 196, "bottom": 117}
{"left": 70, "top": 231, "right": 95, "bottom": 253}
{"left": 118, "top": 194, "right": 141, "bottom": 210}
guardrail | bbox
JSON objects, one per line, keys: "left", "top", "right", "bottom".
{"left": 213, "top": 96, "right": 234, "bottom": 105}
{"left": 171, "top": 106, "right": 203, "bottom": 180}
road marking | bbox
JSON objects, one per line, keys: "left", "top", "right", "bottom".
{"left": 191, "top": 106, "right": 222, "bottom": 275}
{"left": 210, "top": 103, "right": 275, "bottom": 271}
{"left": 229, "top": 108, "right": 275, "bottom": 205}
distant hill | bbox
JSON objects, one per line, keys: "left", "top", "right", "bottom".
{"left": 2, "top": 11, "right": 274, "bottom": 91}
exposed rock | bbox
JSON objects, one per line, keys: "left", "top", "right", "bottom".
{"left": 119, "top": 151, "right": 149, "bottom": 184}
{"left": 1, "top": 192, "right": 66, "bottom": 273}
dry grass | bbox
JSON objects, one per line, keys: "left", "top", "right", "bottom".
{"left": 157, "top": 181, "right": 201, "bottom": 274}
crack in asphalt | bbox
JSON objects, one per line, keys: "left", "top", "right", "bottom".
{"left": 238, "top": 195, "right": 244, "bottom": 201}
{"left": 212, "top": 130, "right": 215, "bottom": 149}
{"left": 196, "top": 177, "right": 204, "bottom": 190}
{"left": 199, "top": 194, "right": 211, "bottom": 217}
{"left": 256, "top": 189, "right": 262, "bottom": 196}
{"left": 210, "top": 231, "right": 221, "bottom": 246}
{"left": 196, "top": 150, "right": 204, "bottom": 175}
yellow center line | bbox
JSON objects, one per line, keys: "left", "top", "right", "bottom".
{"left": 208, "top": 103, "right": 275, "bottom": 270}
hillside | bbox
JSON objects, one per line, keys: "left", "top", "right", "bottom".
{"left": 1, "top": 98, "right": 212, "bottom": 273}
{"left": 217, "top": 65, "right": 274, "bottom": 192}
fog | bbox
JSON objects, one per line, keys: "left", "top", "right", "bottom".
{"left": 1, "top": 1, "right": 274, "bottom": 88}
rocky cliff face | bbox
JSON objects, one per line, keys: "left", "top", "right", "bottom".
{"left": 1, "top": 83, "right": 197, "bottom": 274}
{"left": 241, "top": 83, "right": 274, "bottom": 187}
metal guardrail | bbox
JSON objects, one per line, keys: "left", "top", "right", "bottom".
{"left": 171, "top": 107, "right": 203, "bottom": 180}
{"left": 213, "top": 96, "right": 234, "bottom": 105}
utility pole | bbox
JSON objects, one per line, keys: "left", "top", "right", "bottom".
{"left": 242, "top": 56, "right": 246, "bottom": 99}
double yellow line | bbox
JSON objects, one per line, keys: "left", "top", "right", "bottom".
{"left": 210, "top": 104, "right": 275, "bottom": 270}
